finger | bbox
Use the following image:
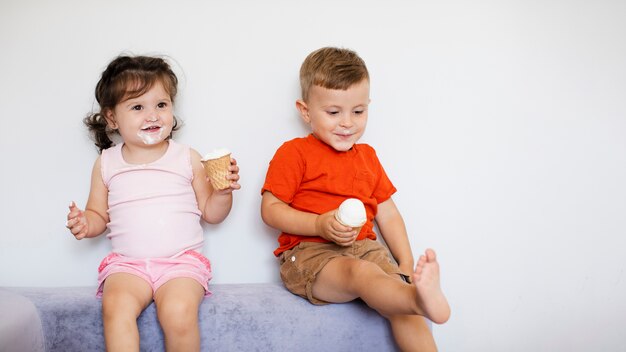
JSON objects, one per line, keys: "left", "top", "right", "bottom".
{"left": 332, "top": 231, "right": 354, "bottom": 244}
{"left": 331, "top": 218, "right": 353, "bottom": 233}
{"left": 66, "top": 217, "right": 83, "bottom": 229}
{"left": 74, "top": 222, "right": 90, "bottom": 238}
{"left": 75, "top": 231, "right": 86, "bottom": 240}
{"left": 336, "top": 237, "right": 353, "bottom": 247}
{"left": 70, "top": 223, "right": 84, "bottom": 235}
{"left": 334, "top": 229, "right": 353, "bottom": 238}
{"left": 333, "top": 222, "right": 354, "bottom": 234}
{"left": 67, "top": 204, "right": 76, "bottom": 220}
{"left": 67, "top": 209, "right": 83, "bottom": 222}
{"left": 339, "top": 238, "right": 356, "bottom": 247}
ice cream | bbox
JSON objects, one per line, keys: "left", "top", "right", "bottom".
{"left": 335, "top": 198, "right": 367, "bottom": 235}
{"left": 201, "top": 148, "right": 232, "bottom": 190}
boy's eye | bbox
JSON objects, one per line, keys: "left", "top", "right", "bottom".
{"left": 354, "top": 110, "right": 364, "bottom": 115}
{"left": 131, "top": 105, "right": 143, "bottom": 111}
{"left": 326, "top": 111, "right": 339, "bottom": 115}
{"left": 157, "top": 102, "right": 168, "bottom": 109}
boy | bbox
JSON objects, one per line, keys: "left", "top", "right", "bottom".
{"left": 261, "top": 47, "right": 450, "bottom": 351}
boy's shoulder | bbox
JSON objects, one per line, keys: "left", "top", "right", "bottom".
{"left": 274, "top": 135, "right": 313, "bottom": 154}
{"left": 354, "top": 142, "right": 376, "bottom": 154}
{"left": 281, "top": 135, "right": 309, "bottom": 146}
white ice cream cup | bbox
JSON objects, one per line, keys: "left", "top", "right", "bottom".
{"left": 335, "top": 198, "right": 367, "bottom": 235}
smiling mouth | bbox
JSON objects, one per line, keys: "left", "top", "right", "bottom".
{"left": 141, "top": 126, "right": 161, "bottom": 132}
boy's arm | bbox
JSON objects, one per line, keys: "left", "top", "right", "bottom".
{"left": 261, "top": 192, "right": 357, "bottom": 246}
{"left": 375, "top": 198, "right": 415, "bottom": 275}
{"left": 67, "top": 156, "right": 109, "bottom": 239}
{"left": 190, "top": 149, "right": 240, "bottom": 224}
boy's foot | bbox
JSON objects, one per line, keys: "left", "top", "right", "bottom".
{"left": 413, "top": 249, "right": 451, "bottom": 324}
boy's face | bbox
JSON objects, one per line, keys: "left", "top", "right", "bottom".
{"left": 297, "top": 79, "right": 370, "bottom": 152}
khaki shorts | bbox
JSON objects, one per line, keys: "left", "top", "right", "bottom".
{"left": 279, "top": 239, "right": 410, "bottom": 305}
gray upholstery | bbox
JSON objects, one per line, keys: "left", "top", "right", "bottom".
{"left": 1, "top": 283, "right": 400, "bottom": 351}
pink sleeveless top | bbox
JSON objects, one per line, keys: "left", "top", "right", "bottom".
{"left": 100, "top": 140, "right": 204, "bottom": 258}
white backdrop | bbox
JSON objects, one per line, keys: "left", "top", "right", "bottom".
{"left": 1, "top": 1, "right": 625, "bottom": 351}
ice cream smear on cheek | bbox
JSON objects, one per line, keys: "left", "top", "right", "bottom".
{"left": 137, "top": 125, "right": 165, "bottom": 145}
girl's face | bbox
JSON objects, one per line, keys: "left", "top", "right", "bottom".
{"left": 106, "top": 81, "right": 174, "bottom": 148}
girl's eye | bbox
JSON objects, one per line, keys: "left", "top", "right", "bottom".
{"left": 157, "top": 102, "right": 168, "bottom": 109}
{"left": 132, "top": 105, "right": 143, "bottom": 111}
{"left": 354, "top": 110, "right": 364, "bottom": 115}
{"left": 327, "top": 111, "right": 339, "bottom": 116}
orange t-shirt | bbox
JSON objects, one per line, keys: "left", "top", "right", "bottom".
{"left": 262, "top": 134, "right": 397, "bottom": 256}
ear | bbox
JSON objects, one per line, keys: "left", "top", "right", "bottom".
{"left": 296, "top": 99, "right": 311, "bottom": 124}
{"left": 103, "top": 109, "right": 118, "bottom": 129}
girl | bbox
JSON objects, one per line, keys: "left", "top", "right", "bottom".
{"left": 66, "top": 55, "right": 240, "bottom": 351}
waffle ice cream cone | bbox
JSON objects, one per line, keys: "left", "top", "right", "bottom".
{"left": 335, "top": 198, "right": 367, "bottom": 235}
{"left": 201, "top": 148, "right": 232, "bottom": 191}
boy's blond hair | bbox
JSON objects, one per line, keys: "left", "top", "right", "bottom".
{"left": 299, "top": 47, "right": 369, "bottom": 102}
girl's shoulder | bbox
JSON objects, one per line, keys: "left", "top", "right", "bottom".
{"left": 100, "top": 143, "right": 123, "bottom": 168}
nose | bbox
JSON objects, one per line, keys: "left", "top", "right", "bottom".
{"left": 338, "top": 113, "right": 354, "bottom": 128}
{"left": 146, "top": 108, "right": 159, "bottom": 122}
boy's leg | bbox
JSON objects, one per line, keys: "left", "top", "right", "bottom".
{"left": 312, "top": 249, "right": 450, "bottom": 324}
{"left": 153, "top": 278, "right": 205, "bottom": 352}
{"left": 386, "top": 314, "right": 437, "bottom": 352}
{"left": 412, "top": 249, "right": 450, "bottom": 325}
{"left": 101, "top": 273, "right": 154, "bottom": 352}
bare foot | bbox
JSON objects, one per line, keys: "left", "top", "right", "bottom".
{"left": 413, "top": 249, "right": 451, "bottom": 324}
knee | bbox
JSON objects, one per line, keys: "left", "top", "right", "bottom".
{"left": 157, "top": 299, "right": 199, "bottom": 333}
{"left": 346, "top": 259, "right": 381, "bottom": 279}
{"left": 101, "top": 291, "right": 143, "bottom": 321}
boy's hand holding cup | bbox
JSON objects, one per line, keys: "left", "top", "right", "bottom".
{"left": 335, "top": 198, "right": 367, "bottom": 236}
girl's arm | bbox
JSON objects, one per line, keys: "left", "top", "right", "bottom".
{"left": 67, "top": 156, "right": 109, "bottom": 239}
{"left": 190, "top": 149, "right": 240, "bottom": 224}
{"left": 261, "top": 191, "right": 357, "bottom": 246}
{"left": 374, "top": 198, "right": 415, "bottom": 275}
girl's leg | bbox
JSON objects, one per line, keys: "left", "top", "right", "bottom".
{"left": 153, "top": 278, "right": 205, "bottom": 352}
{"left": 101, "top": 273, "right": 153, "bottom": 352}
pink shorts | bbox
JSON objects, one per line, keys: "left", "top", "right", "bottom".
{"left": 96, "top": 250, "right": 212, "bottom": 298}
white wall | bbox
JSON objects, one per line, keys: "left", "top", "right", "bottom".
{"left": 1, "top": 0, "right": 625, "bottom": 351}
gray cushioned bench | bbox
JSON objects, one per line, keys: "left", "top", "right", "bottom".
{"left": 0, "top": 283, "right": 401, "bottom": 351}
